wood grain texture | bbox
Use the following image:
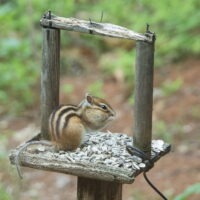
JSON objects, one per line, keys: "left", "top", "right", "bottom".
{"left": 9, "top": 138, "right": 170, "bottom": 184}
{"left": 40, "top": 13, "right": 153, "bottom": 42}
{"left": 77, "top": 177, "right": 122, "bottom": 200}
{"left": 41, "top": 28, "right": 60, "bottom": 139}
{"left": 133, "top": 40, "right": 155, "bottom": 157}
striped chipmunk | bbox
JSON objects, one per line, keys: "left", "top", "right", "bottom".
{"left": 15, "top": 93, "right": 116, "bottom": 178}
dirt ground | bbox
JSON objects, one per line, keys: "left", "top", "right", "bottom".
{"left": 2, "top": 59, "right": 200, "bottom": 200}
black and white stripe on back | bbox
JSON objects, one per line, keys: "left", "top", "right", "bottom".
{"left": 49, "top": 105, "right": 64, "bottom": 140}
{"left": 49, "top": 105, "right": 78, "bottom": 140}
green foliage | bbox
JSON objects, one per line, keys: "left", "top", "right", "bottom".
{"left": 92, "top": 0, "right": 200, "bottom": 63}
{"left": 100, "top": 50, "right": 135, "bottom": 82}
{"left": 153, "top": 120, "right": 183, "bottom": 143}
{"left": 153, "top": 120, "right": 172, "bottom": 142}
{"left": 128, "top": 96, "right": 135, "bottom": 105}
{"left": 0, "top": 184, "right": 11, "bottom": 200}
{"left": 1, "top": 0, "right": 200, "bottom": 114}
{"left": 0, "top": 133, "right": 23, "bottom": 200}
{"left": 0, "top": 59, "right": 37, "bottom": 113}
{"left": 0, "top": 136, "right": 13, "bottom": 200}
{"left": 190, "top": 105, "right": 200, "bottom": 119}
{"left": 0, "top": 135, "right": 8, "bottom": 161}
{"left": 0, "top": 1, "right": 78, "bottom": 115}
{"left": 61, "top": 84, "right": 74, "bottom": 95}
{"left": 173, "top": 183, "right": 200, "bottom": 200}
{"left": 161, "top": 78, "right": 183, "bottom": 97}
{"left": 130, "top": 190, "right": 146, "bottom": 200}
{"left": 87, "top": 80, "right": 104, "bottom": 98}
{"left": 0, "top": 3, "right": 38, "bottom": 114}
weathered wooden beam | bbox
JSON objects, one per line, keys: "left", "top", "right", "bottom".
{"left": 41, "top": 28, "right": 60, "bottom": 139}
{"left": 77, "top": 177, "right": 122, "bottom": 200}
{"left": 133, "top": 33, "right": 155, "bottom": 157}
{"left": 9, "top": 131, "right": 170, "bottom": 184}
{"left": 40, "top": 12, "right": 153, "bottom": 42}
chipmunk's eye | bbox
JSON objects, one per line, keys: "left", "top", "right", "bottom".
{"left": 99, "top": 104, "right": 107, "bottom": 110}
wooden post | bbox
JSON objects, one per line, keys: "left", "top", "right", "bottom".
{"left": 133, "top": 34, "right": 155, "bottom": 157}
{"left": 39, "top": 12, "right": 156, "bottom": 200}
{"left": 77, "top": 177, "right": 122, "bottom": 200}
{"left": 41, "top": 28, "right": 60, "bottom": 139}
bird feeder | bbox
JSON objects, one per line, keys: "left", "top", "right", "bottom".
{"left": 9, "top": 11, "right": 171, "bottom": 200}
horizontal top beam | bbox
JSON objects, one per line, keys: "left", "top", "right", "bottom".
{"left": 40, "top": 12, "right": 153, "bottom": 42}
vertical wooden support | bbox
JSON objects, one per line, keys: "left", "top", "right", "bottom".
{"left": 77, "top": 177, "right": 122, "bottom": 200}
{"left": 133, "top": 37, "right": 155, "bottom": 157}
{"left": 41, "top": 28, "right": 60, "bottom": 139}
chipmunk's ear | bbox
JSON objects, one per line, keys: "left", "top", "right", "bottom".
{"left": 85, "top": 93, "right": 93, "bottom": 104}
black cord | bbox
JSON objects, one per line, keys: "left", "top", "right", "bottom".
{"left": 143, "top": 172, "right": 168, "bottom": 200}
{"left": 126, "top": 145, "right": 168, "bottom": 200}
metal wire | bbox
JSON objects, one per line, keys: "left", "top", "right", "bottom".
{"left": 126, "top": 145, "right": 168, "bottom": 200}
{"left": 143, "top": 172, "right": 168, "bottom": 200}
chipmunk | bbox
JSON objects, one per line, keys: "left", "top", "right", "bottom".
{"left": 15, "top": 93, "right": 116, "bottom": 178}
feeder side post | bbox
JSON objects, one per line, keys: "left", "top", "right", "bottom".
{"left": 41, "top": 28, "right": 60, "bottom": 139}
{"left": 77, "top": 177, "right": 122, "bottom": 200}
{"left": 133, "top": 35, "right": 155, "bottom": 157}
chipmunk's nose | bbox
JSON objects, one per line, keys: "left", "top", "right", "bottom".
{"left": 110, "top": 110, "right": 116, "bottom": 119}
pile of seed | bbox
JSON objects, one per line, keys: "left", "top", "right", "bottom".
{"left": 50, "top": 132, "right": 168, "bottom": 172}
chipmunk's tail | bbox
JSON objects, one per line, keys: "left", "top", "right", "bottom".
{"left": 15, "top": 140, "right": 53, "bottom": 179}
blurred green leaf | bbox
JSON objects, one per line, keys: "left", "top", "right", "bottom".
{"left": 153, "top": 120, "right": 172, "bottom": 143}
{"left": 87, "top": 81, "right": 104, "bottom": 98}
{"left": 161, "top": 78, "right": 183, "bottom": 97}
{"left": 1, "top": 0, "right": 200, "bottom": 115}
{"left": 173, "top": 183, "right": 200, "bottom": 200}
{"left": 0, "top": 184, "right": 11, "bottom": 200}
{"left": 62, "top": 84, "right": 74, "bottom": 94}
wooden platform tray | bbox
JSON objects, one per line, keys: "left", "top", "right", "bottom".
{"left": 9, "top": 132, "right": 170, "bottom": 184}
